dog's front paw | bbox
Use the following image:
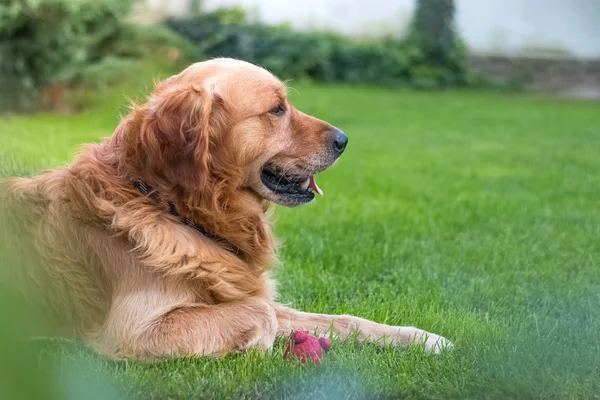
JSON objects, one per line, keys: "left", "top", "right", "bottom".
{"left": 392, "top": 327, "right": 453, "bottom": 354}
{"left": 420, "top": 332, "right": 453, "bottom": 354}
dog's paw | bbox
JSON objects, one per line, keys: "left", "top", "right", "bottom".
{"left": 390, "top": 327, "right": 453, "bottom": 354}
{"left": 420, "top": 332, "right": 453, "bottom": 354}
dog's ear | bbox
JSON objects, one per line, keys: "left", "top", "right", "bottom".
{"left": 138, "top": 82, "right": 218, "bottom": 194}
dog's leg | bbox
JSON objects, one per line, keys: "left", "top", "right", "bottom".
{"left": 275, "top": 305, "right": 451, "bottom": 354}
{"left": 94, "top": 297, "right": 278, "bottom": 361}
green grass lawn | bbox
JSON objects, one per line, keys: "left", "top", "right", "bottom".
{"left": 1, "top": 73, "right": 599, "bottom": 399}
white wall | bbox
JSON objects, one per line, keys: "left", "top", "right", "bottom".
{"left": 139, "top": 0, "right": 600, "bottom": 59}
{"left": 202, "top": 0, "right": 416, "bottom": 37}
{"left": 456, "top": 0, "right": 600, "bottom": 59}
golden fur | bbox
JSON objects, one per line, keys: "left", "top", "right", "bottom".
{"left": 0, "top": 58, "right": 450, "bottom": 360}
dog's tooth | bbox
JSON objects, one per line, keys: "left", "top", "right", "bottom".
{"left": 299, "top": 178, "right": 310, "bottom": 190}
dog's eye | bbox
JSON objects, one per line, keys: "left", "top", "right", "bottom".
{"left": 269, "top": 104, "right": 285, "bottom": 116}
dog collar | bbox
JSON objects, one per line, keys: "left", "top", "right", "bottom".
{"left": 128, "top": 177, "right": 241, "bottom": 258}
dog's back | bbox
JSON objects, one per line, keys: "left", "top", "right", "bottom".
{"left": 0, "top": 173, "right": 112, "bottom": 337}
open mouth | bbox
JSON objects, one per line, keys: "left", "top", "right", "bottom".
{"left": 260, "top": 164, "right": 323, "bottom": 205}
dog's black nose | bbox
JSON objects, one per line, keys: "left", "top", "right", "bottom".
{"left": 333, "top": 129, "right": 348, "bottom": 153}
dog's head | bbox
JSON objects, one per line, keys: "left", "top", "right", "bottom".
{"left": 126, "top": 58, "right": 347, "bottom": 207}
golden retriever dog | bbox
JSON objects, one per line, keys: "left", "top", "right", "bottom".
{"left": 0, "top": 58, "right": 451, "bottom": 360}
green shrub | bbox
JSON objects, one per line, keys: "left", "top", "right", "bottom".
{"left": 165, "top": 6, "right": 469, "bottom": 89}
{"left": 0, "top": 0, "right": 137, "bottom": 112}
{"left": 0, "top": 1, "right": 198, "bottom": 113}
{"left": 73, "top": 24, "right": 198, "bottom": 93}
{"left": 107, "top": 22, "right": 198, "bottom": 61}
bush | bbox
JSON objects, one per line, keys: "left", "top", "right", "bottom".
{"left": 0, "top": 0, "right": 135, "bottom": 112}
{"left": 0, "top": 1, "right": 198, "bottom": 113}
{"left": 165, "top": 6, "right": 469, "bottom": 89}
{"left": 72, "top": 24, "right": 198, "bottom": 92}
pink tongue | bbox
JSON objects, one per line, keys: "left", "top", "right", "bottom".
{"left": 309, "top": 176, "right": 323, "bottom": 196}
